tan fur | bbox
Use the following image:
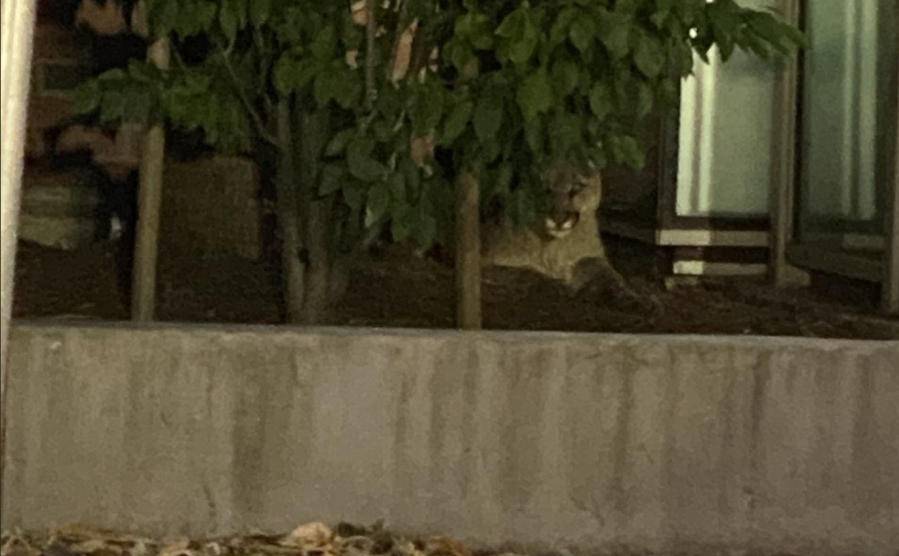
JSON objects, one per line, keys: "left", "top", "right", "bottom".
{"left": 75, "top": 0, "right": 129, "bottom": 35}
{"left": 482, "top": 164, "right": 609, "bottom": 291}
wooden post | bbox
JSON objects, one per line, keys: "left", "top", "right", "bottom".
{"left": 130, "top": 37, "right": 170, "bottom": 321}
{"left": 769, "top": 0, "right": 808, "bottom": 287}
{"left": 0, "top": 0, "right": 38, "bottom": 508}
{"left": 455, "top": 170, "right": 481, "bottom": 329}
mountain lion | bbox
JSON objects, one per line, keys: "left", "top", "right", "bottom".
{"left": 482, "top": 163, "right": 627, "bottom": 294}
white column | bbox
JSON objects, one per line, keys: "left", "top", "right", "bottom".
{"left": 1, "top": 0, "right": 39, "bottom": 487}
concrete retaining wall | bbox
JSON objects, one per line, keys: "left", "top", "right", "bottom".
{"left": 3, "top": 323, "right": 898, "bottom": 555}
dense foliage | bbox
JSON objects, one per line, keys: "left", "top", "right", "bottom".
{"left": 74, "top": 0, "right": 804, "bottom": 251}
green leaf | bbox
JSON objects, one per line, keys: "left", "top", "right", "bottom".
{"left": 417, "top": 213, "right": 438, "bottom": 249}
{"left": 498, "top": 9, "right": 539, "bottom": 66}
{"left": 440, "top": 100, "right": 473, "bottom": 145}
{"left": 487, "top": 163, "right": 513, "bottom": 200}
{"left": 473, "top": 94, "right": 503, "bottom": 143}
{"left": 401, "top": 159, "right": 421, "bottom": 196}
{"left": 98, "top": 68, "right": 127, "bottom": 82}
{"left": 588, "top": 83, "right": 612, "bottom": 120}
{"left": 650, "top": 6, "right": 670, "bottom": 29}
{"left": 411, "top": 85, "right": 445, "bottom": 135}
{"left": 746, "top": 13, "right": 791, "bottom": 56}
{"left": 568, "top": 16, "right": 596, "bottom": 54}
{"left": 347, "top": 138, "right": 386, "bottom": 182}
{"left": 456, "top": 12, "right": 493, "bottom": 50}
{"left": 343, "top": 183, "right": 365, "bottom": 211}
{"left": 366, "top": 181, "right": 390, "bottom": 226}
{"left": 549, "top": 111, "right": 582, "bottom": 156}
{"left": 496, "top": 9, "right": 525, "bottom": 39}
{"left": 610, "top": 134, "right": 645, "bottom": 169}
{"left": 517, "top": 68, "right": 553, "bottom": 122}
{"left": 549, "top": 7, "right": 578, "bottom": 47}
{"left": 234, "top": 0, "right": 248, "bottom": 29}
{"left": 551, "top": 59, "right": 580, "bottom": 98}
{"left": 372, "top": 120, "right": 394, "bottom": 143}
{"left": 149, "top": 0, "right": 180, "bottom": 37}
{"left": 524, "top": 118, "right": 543, "bottom": 152}
{"left": 99, "top": 90, "right": 126, "bottom": 123}
{"left": 332, "top": 68, "right": 363, "bottom": 109}
{"left": 273, "top": 55, "right": 295, "bottom": 96}
{"left": 510, "top": 22, "right": 539, "bottom": 65}
{"left": 449, "top": 42, "right": 475, "bottom": 72}
{"left": 326, "top": 129, "right": 356, "bottom": 157}
{"left": 314, "top": 72, "right": 335, "bottom": 106}
{"left": 708, "top": 0, "right": 741, "bottom": 36}
{"left": 219, "top": 2, "right": 238, "bottom": 44}
{"left": 636, "top": 80, "right": 654, "bottom": 117}
{"left": 72, "top": 80, "right": 101, "bottom": 114}
{"left": 123, "top": 90, "right": 152, "bottom": 124}
{"left": 391, "top": 205, "right": 414, "bottom": 242}
{"left": 250, "top": 0, "right": 271, "bottom": 27}
{"left": 311, "top": 24, "right": 338, "bottom": 60}
{"left": 389, "top": 172, "right": 406, "bottom": 204}
{"left": 633, "top": 34, "right": 665, "bottom": 78}
{"left": 598, "top": 11, "right": 631, "bottom": 59}
{"left": 470, "top": 27, "right": 494, "bottom": 51}
{"left": 319, "top": 164, "right": 346, "bottom": 195}
{"left": 675, "top": 39, "right": 695, "bottom": 76}
{"left": 718, "top": 35, "right": 736, "bottom": 62}
{"left": 315, "top": 62, "right": 359, "bottom": 107}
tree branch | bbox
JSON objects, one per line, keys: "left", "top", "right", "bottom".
{"left": 253, "top": 28, "right": 276, "bottom": 115}
{"left": 218, "top": 46, "right": 280, "bottom": 148}
{"left": 364, "top": 0, "right": 378, "bottom": 110}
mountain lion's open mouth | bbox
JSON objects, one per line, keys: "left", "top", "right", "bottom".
{"left": 545, "top": 216, "right": 577, "bottom": 239}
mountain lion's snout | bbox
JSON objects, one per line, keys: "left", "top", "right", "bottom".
{"left": 545, "top": 210, "right": 580, "bottom": 238}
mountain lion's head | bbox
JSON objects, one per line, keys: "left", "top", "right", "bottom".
{"left": 542, "top": 164, "right": 601, "bottom": 239}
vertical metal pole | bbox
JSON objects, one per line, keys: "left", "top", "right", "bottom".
{"left": 0, "top": 0, "right": 38, "bottom": 504}
{"left": 130, "top": 37, "right": 170, "bottom": 321}
{"left": 770, "top": 0, "right": 807, "bottom": 287}
{"left": 883, "top": 77, "right": 899, "bottom": 314}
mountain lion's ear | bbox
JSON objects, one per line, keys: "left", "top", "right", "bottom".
{"left": 75, "top": 0, "right": 129, "bottom": 35}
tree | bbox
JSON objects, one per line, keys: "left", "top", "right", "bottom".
{"left": 74, "top": 0, "right": 804, "bottom": 325}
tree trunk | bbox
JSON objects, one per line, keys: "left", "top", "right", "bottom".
{"left": 275, "top": 100, "right": 306, "bottom": 324}
{"left": 455, "top": 170, "right": 481, "bottom": 329}
{"left": 297, "top": 109, "right": 331, "bottom": 325}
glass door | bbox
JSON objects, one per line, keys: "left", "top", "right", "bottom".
{"left": 786, "top": 0, "right": 899, "bottom": 312}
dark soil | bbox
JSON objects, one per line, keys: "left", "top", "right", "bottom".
{"left": 11, "top": 236, "right": 899, "bottom": 340}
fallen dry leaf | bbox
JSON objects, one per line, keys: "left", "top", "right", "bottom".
{"left": 2, "top": 522, "right": 495, "bottom": 556}
{"left": 155, "top": 539, "right": 191, "bottom": 556}
{"left": 279, "top": 524, "right": 333, "bottom": 549}
{"left": 69, "top": 540, "right": 121, "bottom": 555}
{"left": 51, "top": 525, "right": 151, "bottom": 546}
{"left": 0, "top": 534, "right": 40, "bottom": 556}
{"left": 421, "top": 538, "right": 471, "bottom": 556}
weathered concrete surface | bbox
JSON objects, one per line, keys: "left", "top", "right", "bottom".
{"left": 3, "top": 323, "right": 898, "bottom": 555}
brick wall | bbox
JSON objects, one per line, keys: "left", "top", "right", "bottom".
{"left": 26, "top": 23, "right": 91, "bottom": 159}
